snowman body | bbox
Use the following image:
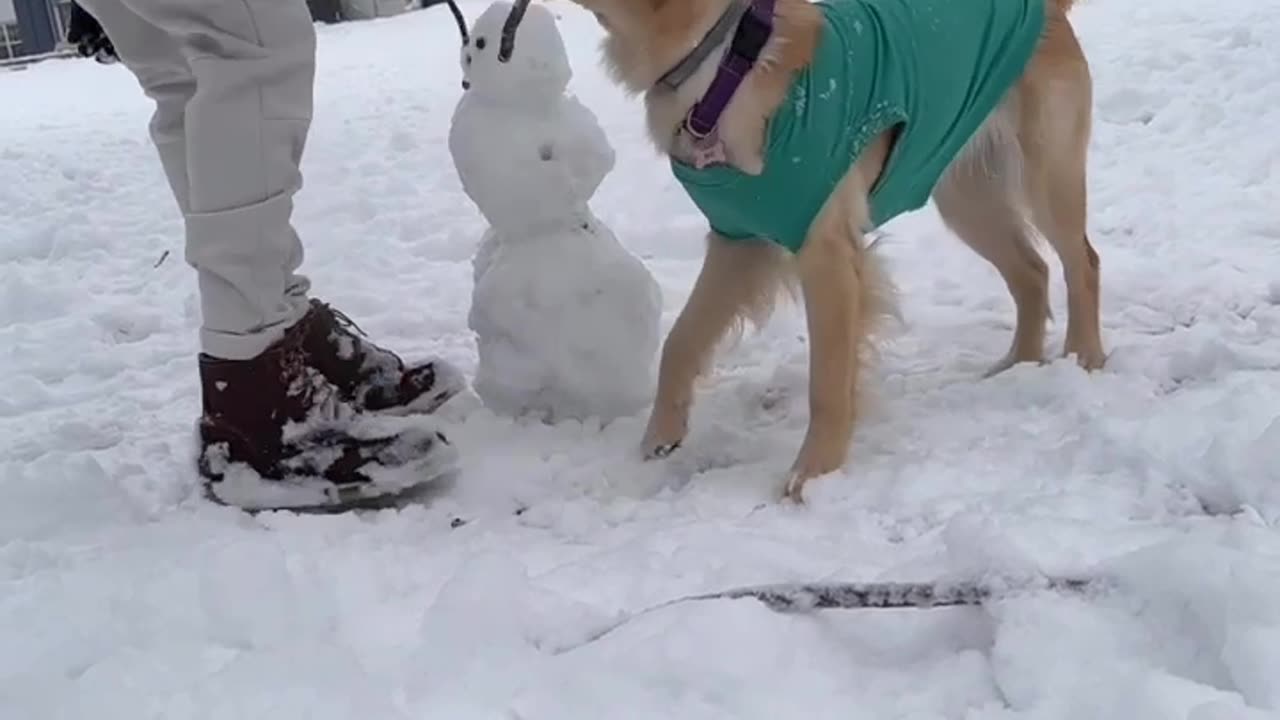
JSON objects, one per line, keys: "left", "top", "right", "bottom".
{"left": 450, "top": 1, "right": 662, "bottom": 423}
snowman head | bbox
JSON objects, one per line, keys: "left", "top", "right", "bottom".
{"left": 460, "top": 1, "right": 571, "bottom": 103}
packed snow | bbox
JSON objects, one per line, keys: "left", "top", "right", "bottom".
{"left": 2, "top": 0, "right": 1279, "bottom": 718}
{"left": 453, "top": 0, "right": 662, "bottom": 423}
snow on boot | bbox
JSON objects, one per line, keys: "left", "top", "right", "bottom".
{"left": 197, "top": 318, "right": 459, "bottom": 513}
{"left": 299, "top": 299, "right": 467, "bottom": 415}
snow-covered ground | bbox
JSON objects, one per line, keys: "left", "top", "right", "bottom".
{"left": 3, "top": 0, "right": 1279, "bottom": 717}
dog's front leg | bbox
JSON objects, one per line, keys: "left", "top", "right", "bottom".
{"left": 783, "top": 169, "right": 883, "bottom": 502}
{"left": 643, "top": 232, "right": 787, "bottom": 458}
{"left": 784, "top": 230, "right": 863, "bottom": 501}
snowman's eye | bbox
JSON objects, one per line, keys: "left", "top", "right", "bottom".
{"left": 475, "top": 36, "right": 487, "bottom": 50}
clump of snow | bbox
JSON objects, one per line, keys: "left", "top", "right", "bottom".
{"left": 450, "top": 0, "right": 662, "bottom": 424}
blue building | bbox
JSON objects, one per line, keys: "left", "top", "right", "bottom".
{"left": 1, "top": 0, "right": 73, "bottom": 61}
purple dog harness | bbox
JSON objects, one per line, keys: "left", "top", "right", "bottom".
{"left": 657, "top": 0, "right": 777, "bottom": 168}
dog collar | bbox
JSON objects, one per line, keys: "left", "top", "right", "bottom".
{"left": 682, "top": 0, "right": 777, "bottom": 140}
{"left": 656, "top": 0, "right": 750, "bottom": 92}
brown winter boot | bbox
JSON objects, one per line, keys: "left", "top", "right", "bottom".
{"left": 196, "top": 315, "right": 459, "bottom": 513}
{"left": 298, "top": 299, "right": 466, "bottom": 414}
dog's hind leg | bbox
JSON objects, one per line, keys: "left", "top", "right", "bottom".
{"left": 1026, "top": 153, "right": 1104, "bottom": 370}
{"left": 1018, "top": 14, "right": 1106, "bottom": 370}
{"left": 642, "top": 233, "right": 788, "bottom": 458}
{"left": 934, "top": 110, "right": 1050, "bottom": 377}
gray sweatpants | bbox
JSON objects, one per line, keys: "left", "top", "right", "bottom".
{"left": 78, "top": 0, "right": 317, "bottom": 359}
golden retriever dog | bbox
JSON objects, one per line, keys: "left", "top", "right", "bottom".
{"left": 541, "top": 0, "right": 1105, "bottom": 501}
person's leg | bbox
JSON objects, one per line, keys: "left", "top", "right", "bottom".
{"left": 107, "top": 0, "right": 315, "bottom": 359}
{"left": 73, "top": 0, "right": 193, "bottom": 213}
{"left": 76, "top": 0, "right": 463, "bottom": 511}
{"left": 74, "top": 0, "right": 304, "bottom": 355}
{"left": 75, "top": 0, "right": 463, "bottom": 413}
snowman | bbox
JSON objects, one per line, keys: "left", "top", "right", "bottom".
{"left": 449, "top": 1, "right": 663, "bottom": 424}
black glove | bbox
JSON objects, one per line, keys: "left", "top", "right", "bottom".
{"left": 66, "top": 2, "right": 118, "bottom": 65}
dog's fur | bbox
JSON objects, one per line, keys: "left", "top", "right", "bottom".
{"left": 569, "top": 0, "right": 1105, "bottom": 501}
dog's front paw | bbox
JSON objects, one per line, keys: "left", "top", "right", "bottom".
{"left": 782, "top": 466, "right": 839, "bottom": 504}
{"left": 782, "top": 471, "right": 809, "bottom": 504}
{"left": 645, "top": 441, "right": 681, "bottom": 459}
{"left": 783, "top": 438, "right": 848, "bottom": 503}
{"left": 982, "top": 352, "right": 1043, "bottom": 378}
{"left": 1065, "top": 345, "right": 1107, "bottom": 372}
{"left": 641, "top": 404, "right": 688, "bottom": 460}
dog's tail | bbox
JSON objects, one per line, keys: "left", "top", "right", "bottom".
{"left": 1049, "top": 0, "right": 1078, "bottom": 14}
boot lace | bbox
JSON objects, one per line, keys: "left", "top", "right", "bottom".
{"left": 317, "top": 302, "right": 369, "bottom": 339}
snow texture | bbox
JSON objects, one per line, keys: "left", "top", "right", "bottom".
{"left": 2, "top": 0, "right": 1280, "bottom": 718}
{"left": 451, "top": 0, "right": 662, "bottom": 423}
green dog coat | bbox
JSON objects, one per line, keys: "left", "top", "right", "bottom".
{"left": 671, "top": 0, "right": 1046, "bottom": 253}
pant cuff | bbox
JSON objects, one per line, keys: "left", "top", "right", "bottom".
{"left": 199, "top": 303, "right": 307, "bottom": 360}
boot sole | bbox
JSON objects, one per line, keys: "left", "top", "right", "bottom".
{"left": 201, "top": 464, "right": 458, "bottom": 515}
{"left": 201, "top": 432, "right": 460, "bottom": 515}
{"left": 201, "top": 473, "right": 453, "bottom": 515}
